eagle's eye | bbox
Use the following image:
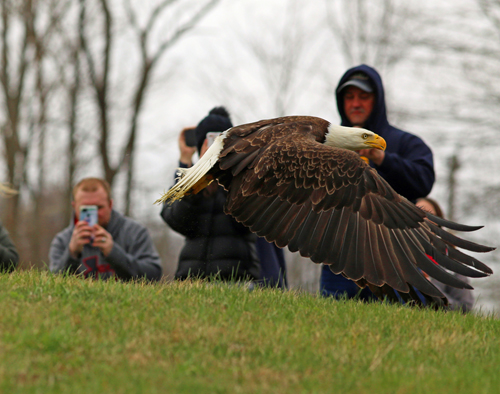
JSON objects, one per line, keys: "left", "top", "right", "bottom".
{"left": 362, "top": 133, "right": 369, "bottom": 139}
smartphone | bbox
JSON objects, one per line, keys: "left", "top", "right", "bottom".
{"left": 206, "top": 132, "right": 221, "bottom": 148}
{"left": 80, "top": 205, "right": 98, "bottom": 226}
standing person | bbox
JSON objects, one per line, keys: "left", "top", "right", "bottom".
{"left": 163, "top": 107, "right": 287, "bottom": 285}
{"left": 161, "top": 107, "right": 260, "bottom": 282}
{"left": 416, "top": 197, "right": 474, "bottom": 312}
{"left": 320, "top": 64, "right": 435, "bottom": 299}
{"left": 49, "top": 178, "right": 162, "bottom": 281}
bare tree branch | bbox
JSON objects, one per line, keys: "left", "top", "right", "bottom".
{"left": 119, "top": 0, "right": 221, "bottom": 214}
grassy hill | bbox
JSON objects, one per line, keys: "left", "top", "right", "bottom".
{"left": 0, "top": 270, "right": 499, "bottom": 394}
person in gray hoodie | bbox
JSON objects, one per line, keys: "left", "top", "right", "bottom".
{"left": 49, "top": 177, "right": 162, "bottom": 281}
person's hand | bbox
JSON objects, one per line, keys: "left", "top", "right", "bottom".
{"left": 69, "top": 220, "right": 94, "bottom": 258}
{"left": 357, "top": 148, "right": 385, "bottom": 166}
{"left": 91, "top": 225, "right": 114, "bottom": 257}
{"left": 179, "top": 127, "right": 197, "bottom": 166}
{"left": 199, "top": 138, "right": 209, "bottom": 158}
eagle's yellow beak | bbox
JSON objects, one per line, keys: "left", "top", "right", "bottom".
{"left": 365, "top": 134, "right": 386, "bottom": 151}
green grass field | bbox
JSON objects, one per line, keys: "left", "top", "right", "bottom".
{"left": 0, "top": 270, "right": 499, "bottom": 394}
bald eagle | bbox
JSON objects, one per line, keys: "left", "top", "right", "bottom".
{"left": 157, "top": 116, "right": 493, "bottom": 307}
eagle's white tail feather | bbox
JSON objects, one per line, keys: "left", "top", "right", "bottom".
{"left": 155, "top": 133, "right": 226, "bottom": 205}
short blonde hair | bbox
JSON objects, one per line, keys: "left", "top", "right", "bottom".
{"left": 73, "top": 178, "right": 112, "bottom": 201}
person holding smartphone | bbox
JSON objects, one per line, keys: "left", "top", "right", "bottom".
{"left": 49, "top": 177, "right": 162, "bottom": 281}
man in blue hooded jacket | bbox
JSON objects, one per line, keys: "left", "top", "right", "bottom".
{"left": 320, "top": 64, "right": 435, "bottom": 300}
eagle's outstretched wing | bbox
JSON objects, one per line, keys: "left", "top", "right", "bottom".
{"left": 159, "top": 116, "right": 494, "bottom": 307}
{"left": 212, "top": 118, "right": 493, "bottom": 306}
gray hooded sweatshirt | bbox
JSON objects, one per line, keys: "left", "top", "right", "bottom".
{"left": 49, "top": 209, "right": 162, "bottom": 281}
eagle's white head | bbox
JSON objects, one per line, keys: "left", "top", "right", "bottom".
{"left": 324, "top": 124, "right": 386, "bottom": 152}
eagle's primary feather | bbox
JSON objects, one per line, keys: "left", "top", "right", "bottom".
{"left": 157, "top": 115, "right": 494, "bottom": 307}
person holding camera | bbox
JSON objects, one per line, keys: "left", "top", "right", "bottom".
{"left": 161, "top": 107, "right": 262, "bottom": 282}
{"left": 49, "top": 177, "right": 162, "bottom": 281}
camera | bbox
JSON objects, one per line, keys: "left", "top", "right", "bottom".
{"left": 184, "top": 128, "right": 222, "bottom": 148}
{"left": 184, "top": 127, "right": 197, "bottom": 147}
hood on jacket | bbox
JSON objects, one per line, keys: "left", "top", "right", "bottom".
{"left": 336, "top": 64, "right": 390, "bottom": 133}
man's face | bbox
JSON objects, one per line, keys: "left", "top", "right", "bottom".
{"left": 73, "top": 186, "right": 113, "bottom": 227}
{"left": 343, "top": 86, "right": 375, "bottom": 127}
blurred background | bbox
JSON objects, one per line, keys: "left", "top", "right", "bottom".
{"left": 1, "top": 0, "right": 499, "bottom": 313}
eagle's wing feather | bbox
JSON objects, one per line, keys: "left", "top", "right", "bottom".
{"left": 210, "top": 121, "right": 493, "bottom": 305}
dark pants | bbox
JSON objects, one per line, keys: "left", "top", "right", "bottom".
{"left": 320, "top": 264, "right": 377, "bottom": 301}
{"left": 256, "top": 238, "right": 287, "bottom": 289}
{"left": 320, "top": 264, "right": 432, "bottom": 305}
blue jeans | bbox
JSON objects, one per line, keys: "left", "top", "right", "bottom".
{"left": 320, "top": 265, "right": 430, "bottom": 305}
{"left": 320, "top": 265, "right": 377, "bottom": 301}
{"left": 256, "top": 238, "right": 287, "bottom": 289}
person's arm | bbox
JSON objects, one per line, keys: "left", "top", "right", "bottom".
{"left": 0, "top": 225, "right": 18, "bottom": 271}
{"left": 104, "top": 225, "right": 162, "bottom": 281}
{"left": 375, "top": 134, "right": 435, "bottom": 201}
{"left": 49, "top": 230, "right": 82, "bottom": 274}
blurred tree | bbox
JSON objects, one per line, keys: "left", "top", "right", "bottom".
{"left": 193, "top": 0, "right": 327, "bottom": 123}
{"left": 446, "top": 153, "right": 460, "bottom": 222}
{"left": 325, "top": 0, "right": 411, "bottom": 71}
{"left": 0, "top": 0, "right": 221, "bottom": 266}
{"left": 0, "top": 0, "right": 69, "bottom": 263}
{"left": 78, "top": 0, "right": 220, "bottom": 215}
{"left": 323, "top": 0, "right": 434, "bottom": 127}
{"left": 411, "top": 0, "right": 500, "bottom": 222}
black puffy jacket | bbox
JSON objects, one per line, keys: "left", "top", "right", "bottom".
{"left": 161, "top": 187, "right": 260, "bottom": 281}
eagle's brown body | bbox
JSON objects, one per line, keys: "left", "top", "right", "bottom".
{"left": 159, "top": 116, "right": 493, "bottom": 307}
